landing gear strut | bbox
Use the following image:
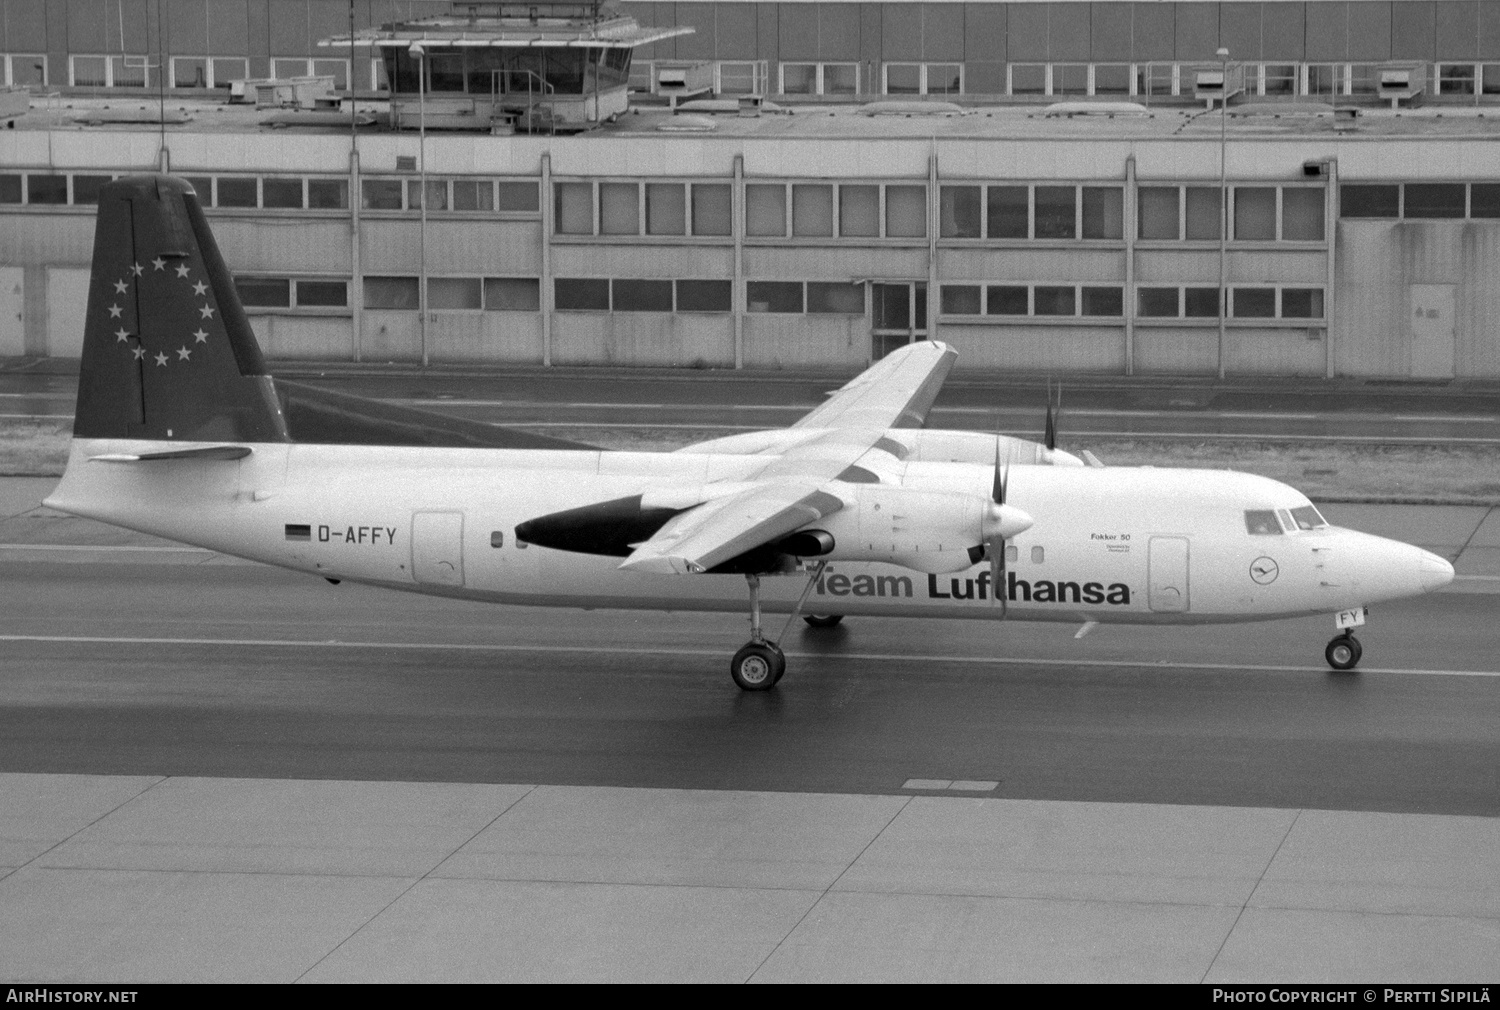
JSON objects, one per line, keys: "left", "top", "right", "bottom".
{"left": 729, "top": 564, "right": 826, "bottom": 691}
{"left": 1325, "top": 632, "right": 1363, "bottom": 671}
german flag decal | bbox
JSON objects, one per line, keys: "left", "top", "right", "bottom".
{"left": 284, "top": 524, "right": 311, "bottom": 541}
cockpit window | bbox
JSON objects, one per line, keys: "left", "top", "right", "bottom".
{"left": 1244, "top": 510, "right": 1282, "bottom": 535}
{"left": 1291, "top": 505, "right": 1328, "bottom": 530}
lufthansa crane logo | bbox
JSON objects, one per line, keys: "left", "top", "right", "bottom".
{"left": 1250, "top": 557, "right": 1280, "bottom": 585}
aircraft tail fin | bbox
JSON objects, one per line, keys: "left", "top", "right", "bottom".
{"left": 73, "top": 174, "right": 289, "bottom": 442}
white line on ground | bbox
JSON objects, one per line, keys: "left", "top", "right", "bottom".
{"left": 0, "top": 633, "right": 1496, "bottom": 678}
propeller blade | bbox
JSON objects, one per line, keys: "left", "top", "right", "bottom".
{"left": 992, "top": 436, "right": 1005, "bottom": 504}
{"left": 1044, "top": 385, "right": 1057, "bottom": 452}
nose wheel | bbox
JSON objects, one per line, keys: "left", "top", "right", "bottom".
{"left": 1325, "top": 632, "right": 1362, "bottom": 671}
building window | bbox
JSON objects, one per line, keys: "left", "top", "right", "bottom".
{"left": 611, "top": 279, "right": 674, "bottom": 312}
{"left": 987, "top": 286, "right": 1029, "bottom": 315}
{"left": 839, "top": 186, "right": 880, "bottom": 237}
{"left": 1281, "top": 288, "right": 1324, "bottom": 319}
{"left": 1234, "top": 188, "right": 1276, "bottom": 240}
{"left": 675, "top": 280, "right": 731, "bottom": 312}
{"left": 884, "top": 63, "right": 962, "bottom": 96}
{"left": 1081, "top": 188, "right": 1124, "bottom": 240}
{"left": 364, "top": 277, "right": 419, "bottom": 309}
{"left": 941, "top": 285, "right": 982, "bottom": 315}
{"left": 1404, "top": 184, "right": 1466, "bottom": 219}
{"left": 0, "top": 175, "right": 19, "bottom": 203}
{"left": 406, "top": 180, "right": 447, "bottom": 211}
{"left": 554, "top": 182, "right": 593, "bottom": 233}
{"left": 807, "top": 282, "right": 864, "bottom": 314}
{"left": 70, "top": 56, "right": 108, "bottom": 87}
{"left": 1473, "top": 185, "right": 1500, "bottom": 218}
{"left": 1137, "top": 288, "right": 1181, "bottom": 318}
{"left": 363, "top": 179, "right": 405, "bottom": 211}
{"left": 428, "top": 278, "right": 483, "bottom": 310}
{"left": 597, "top": 181, "right": 639, "bottom": 234}
{"left": 484, "top": 278, "right": 540, "bottom": 311}
{"left": 1008, "top": 64, "right": 1046, "bottom": 95}
{"left": 691, "top": 184, "right": 731, "bottom": 236}
{"left": 236, "top": 278, "right": 291, "bottom": 308}
{"left": 308, "top": 179, "right": 349, "bottom": 209}
{"left": 1340, "top": 185, "right": 1399, "bottom": 218}
{"left": 1138, "top": 188, "right": 1180, "bottom": 240}
{"left": 497, "top": 181, "right": 539, "bottom": 212}
{"left": 988, "top": 187, "right": 1028, "bottom": 239}
{"left": 746, "top": 282, "right": 804, "bottom": 313}
{"left": 1184, "top": 288, "right": 1221, "bottom": 318}
{"left": 1282, "top": 189, "right": 1325, "bottom": 240}
{"left": 25, "top": 175, "right": 67, "bottom": 205}
{"left": 1080, "top": 286, "right": 1123, "bottom": 317}
{"left": 217, "top": 177, "right": 258, "bottom": 208}
{"left": 297, "top": 280, "right": 348, "bottom": 307}
{"left": 1033, "top": 186, "right": 1076, "bottom": 239}
{"left": 792, "top": 185, "right": 834, "bottom": 237}
{"left": 1437, "top": 64, "right": 1476, "bottom": 96}
{"left": 646, "top": 183, "right": 686, "bottom": 235}
{"left": 780, "top": 62, "right": 858, "bottom": 96}
{"left": 745, "top": 184, "right": 787, "bottom": 237}
{"left": 940, "top": 186, "right": 983, "bottom": 238}
{"left": 453, "top": 180, "right": 493, "bottom": 212}
{"left": 885, "top": 186, "right": 927, "bottom": 238}
{"left": 1033, "top": 286, "right": 1076, "bottom": 316}
{"left": 72, "top": 175, "right": 112, "bottom": 205}
{"left": 1185, "top": 187, "right": 1222, "bottom": 240}
{"left": 262, "top": 178, "right": 304, "bottom": 209}
{"left": 1232, "top": 288, "right": 1277, "bottom": 318}
{"left": 555, "top": 279, "right": 611, "bottom": 311}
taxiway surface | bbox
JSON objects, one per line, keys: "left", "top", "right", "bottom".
{"left": 1, "top": 560, "right": 1497, "bottom": 817}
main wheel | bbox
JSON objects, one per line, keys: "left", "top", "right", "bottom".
{"left": 730, "top": 642, "right": 785, "bottom": 691}
{"left": 803, "top": 614, "right": 843, "bottom": 629}
{"left": 1325, "top": 634, "right": 1362, "bottom": 671}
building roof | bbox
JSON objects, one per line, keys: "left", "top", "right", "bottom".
{"left": 319, "top": 12, "right": 693, "bottom": 50}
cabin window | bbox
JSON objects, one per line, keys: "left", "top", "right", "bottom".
{"left": 1290, "top": 505, "right": 1328, "bottom": 530}
{"left": 1244, "top": 510, "right": 1282, "bottom": 535}
{"left": 491, "top": 532, "right": 504, "bottom": 548}
{"left": 1031, "top": 546, "right": 1045, "bottom": 564}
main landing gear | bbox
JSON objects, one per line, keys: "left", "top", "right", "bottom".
{"left": 730, "top": 564, "right": 827, "bottom": 691}
{"left": 1325, "top": 632, "right": 1363, "bottom": 671}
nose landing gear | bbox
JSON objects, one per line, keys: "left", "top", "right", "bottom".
{"left": 1325, "top": 632, "right": 1363, "bottom": 671}
{"left": 1325, "top": 607, "right": 1367, "bottom": 671}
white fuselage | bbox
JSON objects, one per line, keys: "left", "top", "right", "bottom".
{"left": 46, "top": 439, "right": 1452, "bottom": 625}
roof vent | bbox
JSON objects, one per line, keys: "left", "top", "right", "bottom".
{"left": 859, "top": 100, "right": 965, "bottom": 117}
{"left": 656, "top": 114, "right": 715, "bottom": 133}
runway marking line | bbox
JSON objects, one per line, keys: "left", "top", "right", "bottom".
{"left": 1, "top": 633, "right": 1497, "bottom": 678}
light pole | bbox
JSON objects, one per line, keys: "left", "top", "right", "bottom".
{"left": 1217, "top": 46, "right": 1229, "bottom": 380}
{"left": 410, "top": 41, "right": 429, "bottom": 367}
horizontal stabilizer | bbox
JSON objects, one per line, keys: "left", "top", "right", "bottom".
{"left": 90, "top": 445, "right": 252, "bottom": 462}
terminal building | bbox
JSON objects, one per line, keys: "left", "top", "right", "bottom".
{"left": 1, "top": 0, "right": 1499, "bottom": 379}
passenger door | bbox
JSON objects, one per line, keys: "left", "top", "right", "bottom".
{"left": 1148, "top": 536, "right": 1190, "bottom": 612}
{"left": 411, "top": 510, "right": 465, "bottom": 587}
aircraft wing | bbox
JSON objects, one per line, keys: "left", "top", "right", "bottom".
{"left": 791, "top": 340, "right": 956, "bottom": 430}
{"left": 619, "top": 480, "right": 844, "bottom": 574}
{"left": 621, "top": 342, "right": 958, "bottom": 573}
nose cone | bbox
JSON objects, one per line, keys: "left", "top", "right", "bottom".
{"left": 1417, "top": 549, "right": 1455, "bottom": 593}
{"left": 982, "top": 501, "right": 1034, "bottom": 540}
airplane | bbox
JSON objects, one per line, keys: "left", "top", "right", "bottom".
{"left": 45, "top": 175, "right": 1455, "bottom": 691}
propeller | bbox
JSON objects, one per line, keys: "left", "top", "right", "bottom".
{"left": 988, "top": 437, "right": 1011, "bottom": 618}
{"left": 1043, "top": 380, "right": 1059, "bottom": 453}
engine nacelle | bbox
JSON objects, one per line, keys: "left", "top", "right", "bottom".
{"left": 887, "top": 430, "right": 1084, "bottom": 467}
{"left": 807, "top": 487, "right": 1032, "bottom": 574}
